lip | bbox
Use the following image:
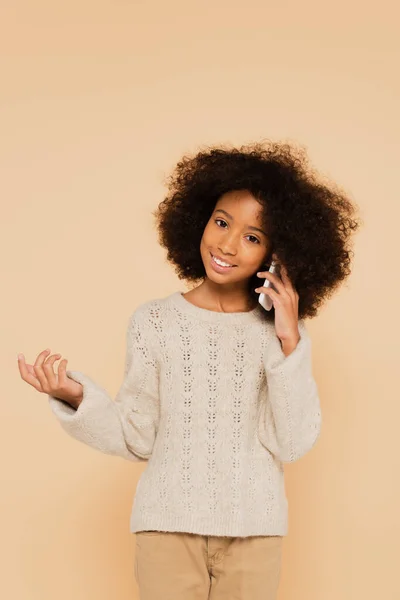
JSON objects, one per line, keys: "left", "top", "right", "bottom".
{"left": 210, "top": 252, "right": 237, "bottom": 273}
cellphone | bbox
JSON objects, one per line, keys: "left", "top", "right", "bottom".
{"left": 258, "top": 260, "right": 279, "bottom": 311}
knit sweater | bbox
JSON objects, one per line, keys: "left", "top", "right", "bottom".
{"left": 48, "top": 291, "right": 321, "bottom": 538}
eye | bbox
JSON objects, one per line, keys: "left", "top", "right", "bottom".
{"left": 215, "top": 219, "right": 260, "bottom": 243}
{"left": 246, "top": 235, "right": 260, "bottom": 244}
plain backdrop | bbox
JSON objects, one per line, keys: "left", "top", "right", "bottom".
{"left": 2, "top": 1, "right": 399, "bottom": 599}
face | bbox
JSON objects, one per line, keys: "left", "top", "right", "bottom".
{"left": 200, "top": 190, "right": 271, "bottom": 286}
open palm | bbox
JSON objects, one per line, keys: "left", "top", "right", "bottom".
{"left": 17, "top": 349, "right": 83, "bottom": 408}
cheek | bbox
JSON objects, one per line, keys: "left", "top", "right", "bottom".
{"left": 199, "top": 232, "right": 209, "bottom": 258}
{"left": 200, "top": 223, "right": 213, "bottom": 245}
{"left": 245, "top": 249, "right": 268, "bottom": 271}
{"left": 243, "top": 242, "right": 263, "bottom": 257}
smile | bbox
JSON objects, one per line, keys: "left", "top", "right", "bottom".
{"left": 210, "top": 253, "right": 236, "bottom": 268}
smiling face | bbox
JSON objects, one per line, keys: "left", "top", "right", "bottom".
{"left": 200, "top": 190, "right": 271, "bottom": 287}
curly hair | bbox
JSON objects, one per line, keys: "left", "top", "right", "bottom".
{"left": 153, "top": 140, "right": 362, "bottom": 321}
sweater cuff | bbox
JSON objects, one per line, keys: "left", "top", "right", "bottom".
{"left": 48, "top": 370, "right": 110, "bottom": 423}
{"left": 259, "top": 321, "right": 321, "bottom": 463}
{"left": 264, "top": 321, "right": 312, "bottom": 379}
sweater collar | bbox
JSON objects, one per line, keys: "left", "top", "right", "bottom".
{"left": 168, "top": 291, "right": 265, "bottom": 324}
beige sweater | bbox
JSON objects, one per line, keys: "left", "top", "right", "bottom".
{"left": 48, "top": 291, "right": 321, "bottom": 537}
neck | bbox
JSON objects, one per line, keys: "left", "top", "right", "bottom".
{"left": 188, "top": 279, "right": 257, "bottom": 313}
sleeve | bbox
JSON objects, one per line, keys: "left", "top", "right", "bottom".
{"left": 257, "top": 319, "right": 322, "bottom": 463}
{"left": 47, "top": 310, "right": 160, "bottom": 462}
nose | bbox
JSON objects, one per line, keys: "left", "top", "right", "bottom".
{"left": 217, "top": 227, "right": 240, "bottom": 258}
{"left": 218, "top": 243, "right": 237, "bottom": 258}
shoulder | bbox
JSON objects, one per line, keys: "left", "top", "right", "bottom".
{"left": 124, "top": 296, "right": 172, "bottom": 361}
{"left": 127, "top": 292, "right": 176, "bottom": 330}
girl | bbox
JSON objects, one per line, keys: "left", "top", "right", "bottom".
{"left": 17, "top": 140, "right": 360, "bottom": 600}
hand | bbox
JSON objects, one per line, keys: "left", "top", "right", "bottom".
{"left": 255, "top": 255, "right": 300, "bottom": 346}
{"left": 17, "top": 349, "right": 83, "bottom": 409}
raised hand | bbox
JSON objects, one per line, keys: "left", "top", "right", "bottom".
{"left": 255, "top": 255, "right": 300, "bottom": 351}
{"left": 17, "top": 349, "right": 83, "bottom": 409}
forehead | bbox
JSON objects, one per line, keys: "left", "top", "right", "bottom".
{"left": 214, "top": 190, "right": 263, "bottom": 224}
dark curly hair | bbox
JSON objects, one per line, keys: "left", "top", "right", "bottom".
{"left": 153, "top": 140, "right": 362, "bottom": 321}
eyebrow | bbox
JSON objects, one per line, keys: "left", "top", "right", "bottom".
{"left": 214, "top": 209, "right": 268, "bottom": 237}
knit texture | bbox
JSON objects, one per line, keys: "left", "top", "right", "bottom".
{"left": 48, "top": 291, "right": 321, "bottom": 537}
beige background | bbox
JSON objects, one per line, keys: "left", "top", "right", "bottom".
{"left": 2, "top": 1, "right": 399, "bottom": 598}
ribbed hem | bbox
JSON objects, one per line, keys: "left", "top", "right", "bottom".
{"left": 130, "top": 510, "right": 288, "bottom": 538}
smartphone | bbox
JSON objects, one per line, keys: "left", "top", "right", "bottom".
{"left": 258, "top": 260, "right": 279, "bottom": 311}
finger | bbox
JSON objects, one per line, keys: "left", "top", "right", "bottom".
{"left": 56, "top": 358, "right": 69, "bottom": 387}
{"left": 255, "top": 286, "right": 281, "bottom": 306}
{"left": 270, "top": 255, "right": 295, "bottom": 298}
{"left": 258, "top": 271, "right": 287, "bottom": 296}
{"left": 17, "top": 354, "right": 43, "bottom": 392}
{"left": 26, "top": 364, "right": 36, "bottom": 376}
{"left": 42, "top": 353, "right": 62, "bottom": 389}
{"left": 19, "top": 359, "right": 38, "bottom": 378}
{"left": 33, "top": 349, "right": 53, "bottom": 392}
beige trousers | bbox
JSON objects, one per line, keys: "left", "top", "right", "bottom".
{"left": 134, "top": 531, "right": 283, "bottom": 600}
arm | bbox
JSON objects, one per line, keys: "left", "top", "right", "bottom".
{"left": 48, "top": 310, "right": 160, "bottom": 462}
{"left": 257, "top": 319, "right": 322, "bottom": 463}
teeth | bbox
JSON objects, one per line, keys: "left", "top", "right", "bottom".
{"left": 212, "top": 254, "right": 232, "bottom": 267}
